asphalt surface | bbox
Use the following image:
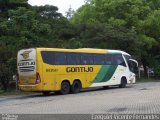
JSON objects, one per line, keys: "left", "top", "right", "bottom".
{"left": 0, "top": 82, "right": 160, "bottom": 114}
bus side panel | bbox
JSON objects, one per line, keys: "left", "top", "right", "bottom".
{"left": 54, "top": 65, "right": 90, "bottom": 90}
{"left": 90, "top": 65, "right": 126, "bottom": 87}
{"left": 41, "top": 65, "right": 97, "bottom": 91}
{"left": 36, "top": 49, "right": 44, "bottom": 91}
{"left": 41, "top": 63, "right": 57, "bottom": 91}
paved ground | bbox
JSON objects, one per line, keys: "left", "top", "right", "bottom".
{"left": 0, "top": 82, "right": 160, "bottom": 114}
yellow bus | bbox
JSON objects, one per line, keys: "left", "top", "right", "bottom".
{"left": 17, "top": 48, "right": 138, "bottom": 95}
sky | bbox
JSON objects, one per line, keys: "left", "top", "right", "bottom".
{"left": 28, "top": 0, "right": 85, "bottom": 15}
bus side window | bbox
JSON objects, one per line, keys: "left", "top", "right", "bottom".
{"left": 76, "top": 53, "right": 81, "bottom": 64}
{"left": 113, "top": 54, "right": 126, "bottom": 67}
{"left": 94, "top": 54, "right": 105, "bottom": 65}
{"left": 41, "top": 51, "right": 54, "bottom": 65}
{"left": 88, "top": 54, "right": 94, "bottom": 64}
{"left": 80, "top": 53, "right": 93, "bottom": 65}
{"left": 105, "top": 54, "right": 112, "bottom": 65}
{"left": 67, "top": 53, "right": 79, "bottom": 65}
{"left": 55, "top": 52, "right": 67, "bottom": 65}
{"left": 80, "top": 54, "right": 86, "bottom": 65}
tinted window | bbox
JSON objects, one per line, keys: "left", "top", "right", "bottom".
{"left": 124, "top": 55, "right": 131, "bottom": 62}
{"left": 87, "top": 54, "right": 94, "bottom": 64}
{"left": 105, "top": 54, "right": 113, "bottom": 64}
{"left": 124, "top": 55, "right": 131, "bottom": 66}
{"left": 41, "top": 51, "right": 54, "bottom": 64}
{"left": 41, "top": 51, "right": 127, "bottom": 66}
{"left": 55, "top": 52, "right": 67, "bottom": 65}
{"left": 80, "top": 53, "right": 93, "bottom": 65}
{"left": 128, "top": 60, "right": 138, "bottom": 73}
{"left": 94, "top": 54, "right": 105, "bottom": 64}
{"left": 67, "top": 53, "right": 80, "bottom": 65}
{"left": 113, "top": 54, "right": 126, "bottom": 67}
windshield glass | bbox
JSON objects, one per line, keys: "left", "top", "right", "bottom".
{"left": 124, "top": 55, "right": 138, "bottom": 73}
{"left": 124, "top": 55, "right": 131, "bottom": 62}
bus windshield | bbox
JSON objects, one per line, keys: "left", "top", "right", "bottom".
{"left": 124, "top": 55, "right": 138, "bottom": 74}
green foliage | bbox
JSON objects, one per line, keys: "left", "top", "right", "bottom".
{"left": 72, "top": 0, "right": 160, "bottom": 74}
{"left": 0, "top": 45, "right": 12, "bottom": 90}
{"left": 155, "top": 66, "right": 160, "bottom": 77}
{"left": 72, "top": 4, "right": 98, "bottom": 24}
{"left": 72, "top": 23, "right": 141, "bottom": 59}
{"left": 1, "top": 7, "right": 56, "bottom": 51}
{"left": 34, "top": 5, "right": 62, "bottom": 19}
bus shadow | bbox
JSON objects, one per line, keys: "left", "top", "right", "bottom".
{"left": 14, "top": 85, "right": 134, "bottom": 99}
{"left": 81, "top": 85, "right": 133, "bottom": 93}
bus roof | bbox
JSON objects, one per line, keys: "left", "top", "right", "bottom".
{"left": 108, "top": 50, "right": 130, "bottom": 56}
{"left": 36, "top": 48, "right": 130, "bottom": 56}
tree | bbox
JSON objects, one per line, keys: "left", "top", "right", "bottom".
{"left": 34, "top": 5, "right": 62, "bottom": 19}
{"left": 0, "top": 0, "right": 31, "bottom": 90}
{"left": 72, "top": 0, "right": 160, "bottom": 76}
{"left": 65, "top": 6, "right": 75, "bottom": 20}
{"left": 0, "top": 44, "right": 12, "bottom": 90}
{"left": 0, "top": 0, "right": 29, "bottom": 20}
{"left": 33, "top": 5, "right": 76, "bottom": 47}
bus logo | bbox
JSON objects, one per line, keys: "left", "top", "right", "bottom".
{"left": 21, "top": 51, "right": 32, "bottom": 59}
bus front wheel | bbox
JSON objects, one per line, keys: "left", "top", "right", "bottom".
{"left": 60, "top": 81, "right": 70, "bottom": 95}
{"left": 71, "top": 81, "right": 82, "bottom": 94}
{"left": 119, "top": 78, "right": 127, "bottom": 88}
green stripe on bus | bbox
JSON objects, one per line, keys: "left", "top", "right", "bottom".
{"left": 92, "top": 65, "right": 110, "bottom": 83}
{"left": 100, "top": 65, "right": 117, "bottom": 82}
{"left": 92, "top": 65, "right": 117, "bottom": 83}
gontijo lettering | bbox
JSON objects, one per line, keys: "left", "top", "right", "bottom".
{"left": 66, "top": 67, "right": 93, "bottom": 72}
{"left": 18, "top": 61, "right": 35, "bottom": 66}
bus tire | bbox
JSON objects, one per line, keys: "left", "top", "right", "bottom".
{"left": 103, "top": 86, "right": 109, "bottom": 89}
{"left": 71, "top": 81, "right": 82, "bottom": 94}
{"left": 42, "top": 91, "right": 50, "bottom": 96}
{"left": 54, "top": 91, "right": 60, "bottom": 95}
{"left": 60, "top": 81, "right": 70, "bottom": 95}
{"left": 119, "top": 77, "right": 127, "bottom": 88}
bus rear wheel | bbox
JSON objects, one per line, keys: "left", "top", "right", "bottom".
{"left": 103, "top": 86, "right": 109, "bottom": 89}
{"left": 119, "top": 78, "right": 127, "bottom": 88}
{"left": 60, "top": 81, "right": 70, "bottom": 95}
{"left": 71, "top": 81, "right": 82, "bottom": 94}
